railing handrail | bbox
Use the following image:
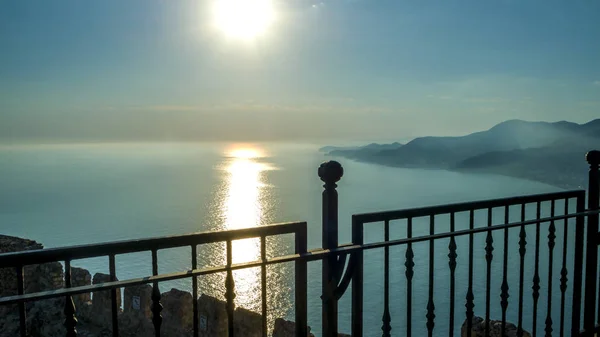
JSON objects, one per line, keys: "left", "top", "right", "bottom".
{"left": 353, "top": 189, "right": 585, "bottom": 223}
{"left": 0, "top": 221, "right": 306, "bottom": 268}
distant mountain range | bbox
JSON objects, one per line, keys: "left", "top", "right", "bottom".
{"left": 321, "top": 119, "right": 600, "bottom": 188}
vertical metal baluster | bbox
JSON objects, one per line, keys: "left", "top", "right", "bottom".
{"left": 583, "top": 151, "right": 600, "bottom": 336}
{"left": 151, "top": 248, "right": 162, "bottom": 337}
{"left": 426, "top": 215, "right": 436, "bottom": 337}
{"left": 591, "top": 151, "right": 600, "bottom": 330}
{"left": 64, "top": 260, "right": 78, "bottom": 337}
{"left": 16, "top": 266, "right": 26, "bottom": 337}
{"left": 485, "top": 208, "right": 494, "bottom": 337}
{"left": 109, "top": 254, "right": 119, "bottom": 337}
{"left": 532, "top": 201, "right": 541, "bottom": 337}
{"left": 571, "top": 194, "right": 585, "bottom": 336}
{"left": 500, "top": 206, "right": 510, "bottom": 337}
{"left": 296, "top": 226, "right": 308, "bottom": 337}
{"left": 518, "top": 203, "right": 527, "bottom": 337}
{"left": 559, "top": 199, "right": 568, "bottom": 337}
{"left": 261, "top": 236, "right": 268, "bottom": 337}
{"left": 225, "top": 240, "right": 235, "bottom": 337}
{"left": 465, "top": 210, "right": 475, "bottom": 337}
{"left": 192, "top": 245, "right": 199, "bottom": 337}
{"left": 352, "top": 216, "right": 364, "bottom": 337}
{"left": 545, "top": 200, "right": 556, "bottom": 337}
{"left": 448, "top": 213, "right": 457, "bottom": 337}
{"left": 405, "top": 217, "right": 414, "bottom": 337}
{"left": 382, "top": 220, "right": 391, "bottom": 337}
{"left": 597, "top": 193, "right": 600, "bottom": 328}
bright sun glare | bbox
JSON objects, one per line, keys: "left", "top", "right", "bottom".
{"left": 213, "top": 0, "right": 275, "bottom": 40}
{"left": 229, "top": 148, "right": 261, "bottom": 159}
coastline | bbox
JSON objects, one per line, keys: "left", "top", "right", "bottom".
{"left": 326, "top": 154, "right": 585, "bottom": 190}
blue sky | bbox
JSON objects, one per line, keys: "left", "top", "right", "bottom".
{"left": 1, "top": 0, "right": 599, "bottom": 143}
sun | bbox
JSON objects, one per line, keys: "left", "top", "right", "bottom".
{"left": 213, "top": 0, "right": 275, "bottom": 40}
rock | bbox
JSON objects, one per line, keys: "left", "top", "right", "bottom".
{"left": 272, "top": 318, "right": 315, "bottom": 337}
{"left": 25, "top": 262, "right": 64, "bottom": 293}
{"left": 120, "top": 284, "right": 153, "bottom": 337}
{"left": 0, "top": 235, "right": 63, "bottom": 298}
{"left": 72, "top": 267, "right": 92, "bottom": 304}
{"left": 461, "top": 316, "right": 531, "bottom": 337}
{"left": 197, "top": 294, "right": 228, "bottom": 337}
{"left": 161, "top": 288, "right": 194, "bottom": 337}
{"left": 90, "top": 273, "right": 121, "bottom": 331}
{"left": 0, "top": 235, "right": 42, "bottom": 254}
{"left": 71, "top": 266, "right": 93, "bottom": 322}
{"left": 26, "top": 298, "right": 66, "bottom": 337}
{"left": 123, "top": 284, "right": 152, "bottom": 318}
{"left": 0, "top": 235, "right": 64, "bottom": 337}
{"left": 0, "top": 313, "right": 20, "bottom": 337}
{"left": 234, "top": 306, "right": 262, "bottom": 337}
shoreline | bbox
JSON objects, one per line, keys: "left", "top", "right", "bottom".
{"left": 327, "top": 155, "right": 585, "bottom": 190}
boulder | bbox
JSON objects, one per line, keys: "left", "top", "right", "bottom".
{"left": 120, "top": 284, "right": 154, "bottom": 337}
{"left": 197, "top": 294, "right": 228, "bottom": 337}
{"left": 71, "top": 267, "right": 92, "bottom": 304}
{"left": 272, "top": 318, "right": 315, "bottom": 337}
{"left": 161, "top": 288, "right": 194, "bottom": 337}
{"left": 461, "top": 316, "right": 531, "bottom": 337}
{"left": 26, "top": 298, "right": 66, "bottom": 337}
{"left": 123, "top": 284, "right": 152, "bottom": 318}
{"left": 234, "top": 306, "right": 262, "bottom": 337}
{"left": 90, "top": 273, "right": 121, "bottom": 330}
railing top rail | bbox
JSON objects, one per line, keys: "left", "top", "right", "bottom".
{"left": 3, "top": 209, "right": 599, "bottom": 307}
{"left": 352, "top": 189, "right": 585, "bottom": 224}
{"left": 0, "top": 221, "right": 306, "bottom": 268}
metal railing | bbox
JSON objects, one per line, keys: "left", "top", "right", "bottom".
{"left": 351, "top": 189, "right": 587, "bottom": 337}
{"left": 0, "top": 223, "right": 310, "bottom": 337}
{"left": 0, "top": 150, "right": 599, "bottom": 337}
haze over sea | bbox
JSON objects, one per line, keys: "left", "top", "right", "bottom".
{"left": 0, "top": 142, "right": 573, "bottom": 336}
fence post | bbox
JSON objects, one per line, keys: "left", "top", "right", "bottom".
{"left": 319, "top": 160, "right": 343, "bottom": 337}
{"left": 572, "top": 192, "right": 586, "bottom": 336}
{"left": 583, "top": 150, "right": 600, "bottom": 336}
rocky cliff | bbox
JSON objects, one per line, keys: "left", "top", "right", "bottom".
{"left": 0, "top": 235, "right": 65, "bottom": 337}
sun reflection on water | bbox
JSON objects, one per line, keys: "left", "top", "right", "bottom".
{"left": 222, "top": 150, "right": 267, "bottom": 307}
{"left": 197, "top": 146, "right": 294, "bottom": 328}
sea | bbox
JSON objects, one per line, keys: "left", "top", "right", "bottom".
{"left": 0, "top": 142, "right": 578, "bottom": 336}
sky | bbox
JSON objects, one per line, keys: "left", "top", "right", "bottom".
{"left": 1, "top": 0, "right": 599, "bottom": 144}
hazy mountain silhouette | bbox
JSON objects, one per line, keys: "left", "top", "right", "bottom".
{"left": 323, "top": 119, "right": 600, "bottom": 188}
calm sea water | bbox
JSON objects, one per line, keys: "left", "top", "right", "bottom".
{"left": 0, "top": 143, "right": 573, "bottom": 336}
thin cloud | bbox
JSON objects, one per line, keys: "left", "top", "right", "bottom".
{"left": 112, "top": 102, "right": 392, "bottom": 114}
{"left": 463, "top": 97, "right": 509, "bottom": 103}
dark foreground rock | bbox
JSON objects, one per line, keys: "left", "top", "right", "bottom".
{"left": 0, "top": 235, "right": 65, "bottom": 337}
{"left": 272, "top": 318, "right": 315, "bottom": 337}
{"left": 461, "top": 316, "right": 531, "bottom": 337}
{"left": 271, "top": 318, "right": 350, "bottom": 337}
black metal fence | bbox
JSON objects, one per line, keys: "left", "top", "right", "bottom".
{"left": 0, "top": 150, "right": 599, "bottom": 337}
{"left": 351, "top": 188, "right": 586, "bottom": 337}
